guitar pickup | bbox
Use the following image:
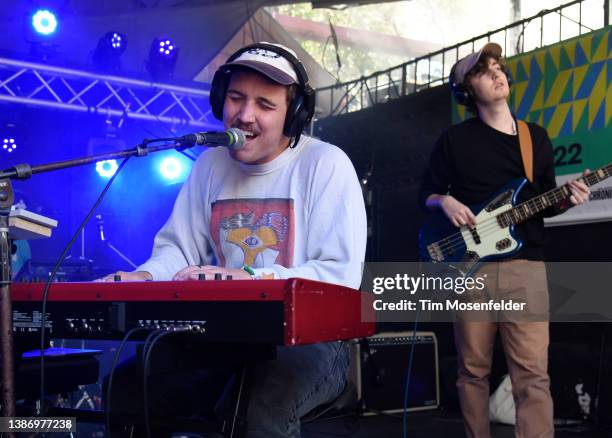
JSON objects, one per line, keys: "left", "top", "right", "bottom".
{"left": 469, "top": 227, "right": 481, "bottom": 244}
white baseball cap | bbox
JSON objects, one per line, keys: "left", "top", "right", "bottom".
{"left": 221, "top": 42, "right": 299, "bottom": 85}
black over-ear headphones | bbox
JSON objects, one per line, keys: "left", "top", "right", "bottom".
{"left": 449, "top": 61, "right": 513, "bottom": 108}
{"left": 209, "top": 43, "right": 316, "bottom": 145}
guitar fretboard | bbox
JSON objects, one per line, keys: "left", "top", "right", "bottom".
{"left": 497, "top": 162, "right": 612, "bottom": 227}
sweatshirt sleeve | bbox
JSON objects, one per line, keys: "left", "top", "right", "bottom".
{"left": 252, "top": 148, "right": 367, "bottom": 289}
{"left": 136, "top": 157, "right": 213, "bottom": 280}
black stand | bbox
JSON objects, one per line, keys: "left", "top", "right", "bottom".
{"left": 1, "top": 181, "right": 16, "bottom": 437}
{"left": 0, "top": 136, "right": 186, "bottom": 422}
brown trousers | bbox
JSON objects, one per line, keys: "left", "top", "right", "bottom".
{"left": 454, "top": 259, "right": 554, "bottom": 438}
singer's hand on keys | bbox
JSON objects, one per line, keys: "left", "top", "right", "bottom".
{"left": 173, "top": 265, "right": 252, "bottom": 281}
{"left": 95, "top": 271, "right": 152, "bottom": 282}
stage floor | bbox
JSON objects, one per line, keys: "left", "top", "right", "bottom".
{"left": 302, "top": 410, "right": 610, "bottom": 438}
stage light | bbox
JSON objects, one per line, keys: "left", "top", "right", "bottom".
{"left": 2, "top": 138, "right": 17, "bottom": 153}
{"left": 96, "top": 160, "right": 118, "bottom": 178}
{"left": 158, "top": 39, "right": 175, "bottom": 56}
{"left": 159, "top": 157, "right": 185, "bottom": 181}
{"left": 110, "top": 33, "right": 124, "bottom": 50}
{"left": 146, "top": 38, "right": 179, "bottom": 80}
{"left": 92, "top": 31, "right": 128, "bottom": 72}
{"left": 31, "top": 9, "right": 58, "bottom": 36}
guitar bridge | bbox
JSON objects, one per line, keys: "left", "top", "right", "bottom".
{"left": 427, "top": 243, "right": 445, "bottom": 262}
{"left": 453, "top": 251, "right": 480, "bottom": 277}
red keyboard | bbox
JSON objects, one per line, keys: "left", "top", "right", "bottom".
{"left": 11, "top": 278, "right": 375, "bottom": 346}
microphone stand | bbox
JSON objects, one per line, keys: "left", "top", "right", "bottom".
{"left": 0, "top": 137, "right": 186, "bottom": 423}
{"left": 96, "top": 214, "right": 138, "bottom": 269}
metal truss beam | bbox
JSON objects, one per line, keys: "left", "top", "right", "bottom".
{"left": 0, "top": 57, "right": 218, "bottom": 129}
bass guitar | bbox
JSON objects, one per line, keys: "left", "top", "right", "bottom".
{"left": 419, "top": 163, "right": 612, "bottom": 277}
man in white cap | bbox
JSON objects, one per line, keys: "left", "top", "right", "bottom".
{"left": 103, "top": 42, "right": 367, "bottom": 437}
{"left": 419, "top": 43, "right": 589, "bottom": 437}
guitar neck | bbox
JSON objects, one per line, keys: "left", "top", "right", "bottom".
{"left": 499, "top": 162, "right": 612, "bottom": 226}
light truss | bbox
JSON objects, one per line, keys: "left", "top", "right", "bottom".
{"left": 0, "top": 57, "right": 218, "bottom": 129}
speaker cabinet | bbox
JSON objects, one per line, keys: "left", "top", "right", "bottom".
{"left": 358, "top": 331, "right": 439, "bottom": 414}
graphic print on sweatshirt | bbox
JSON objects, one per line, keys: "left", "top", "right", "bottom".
{"left": 210, "top": 198, "right": 294, "bottom": 268}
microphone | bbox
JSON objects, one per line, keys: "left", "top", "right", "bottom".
{"left": 177, "top": 128, "right": 246, "bottom": 150}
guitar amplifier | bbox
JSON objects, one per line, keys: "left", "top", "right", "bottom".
{"left": 356, "top": 331, "right": 439, "bottom": 414}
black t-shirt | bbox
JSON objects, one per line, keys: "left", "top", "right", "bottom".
{"left": 419, "top": 116, "right": 560, "bottom": 260}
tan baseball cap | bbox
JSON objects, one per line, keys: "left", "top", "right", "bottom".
{"left": 450, "top": 42, "right": 503, "bottom": 85}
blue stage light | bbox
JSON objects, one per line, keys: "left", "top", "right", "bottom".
{"left": 158, "top": 39, "right": 176, "bottom": 56}
{"left": 159, "top": 157, "right": 185, "bottom": 181}
{"left": 93, "top": 31, "right": 127, "bottom": 72}
{"left": 31, "top": 9, "right": 58, "bottom": 36}
{"left": 111, "top": 32, "right": 124, "bottom": 50}
{"left": 2, "top": 138, "right": 17, "bottom": 153}
{"left": 147, "top": 37, "right": 179, "bottom": 80}
{"left": 96, "top": 160, "right": 118, "bottom": 178}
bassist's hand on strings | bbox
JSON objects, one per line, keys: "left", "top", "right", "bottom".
{"left": 426, "top": 194, "right": 477, "bottom": 228}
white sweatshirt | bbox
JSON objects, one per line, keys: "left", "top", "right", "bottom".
{"left": 137, "top": 135, "right": 367, "bottom": 289}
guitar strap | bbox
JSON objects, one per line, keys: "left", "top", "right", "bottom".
{"left": 517, "top": 120, "right": 533, "bottom": 183}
